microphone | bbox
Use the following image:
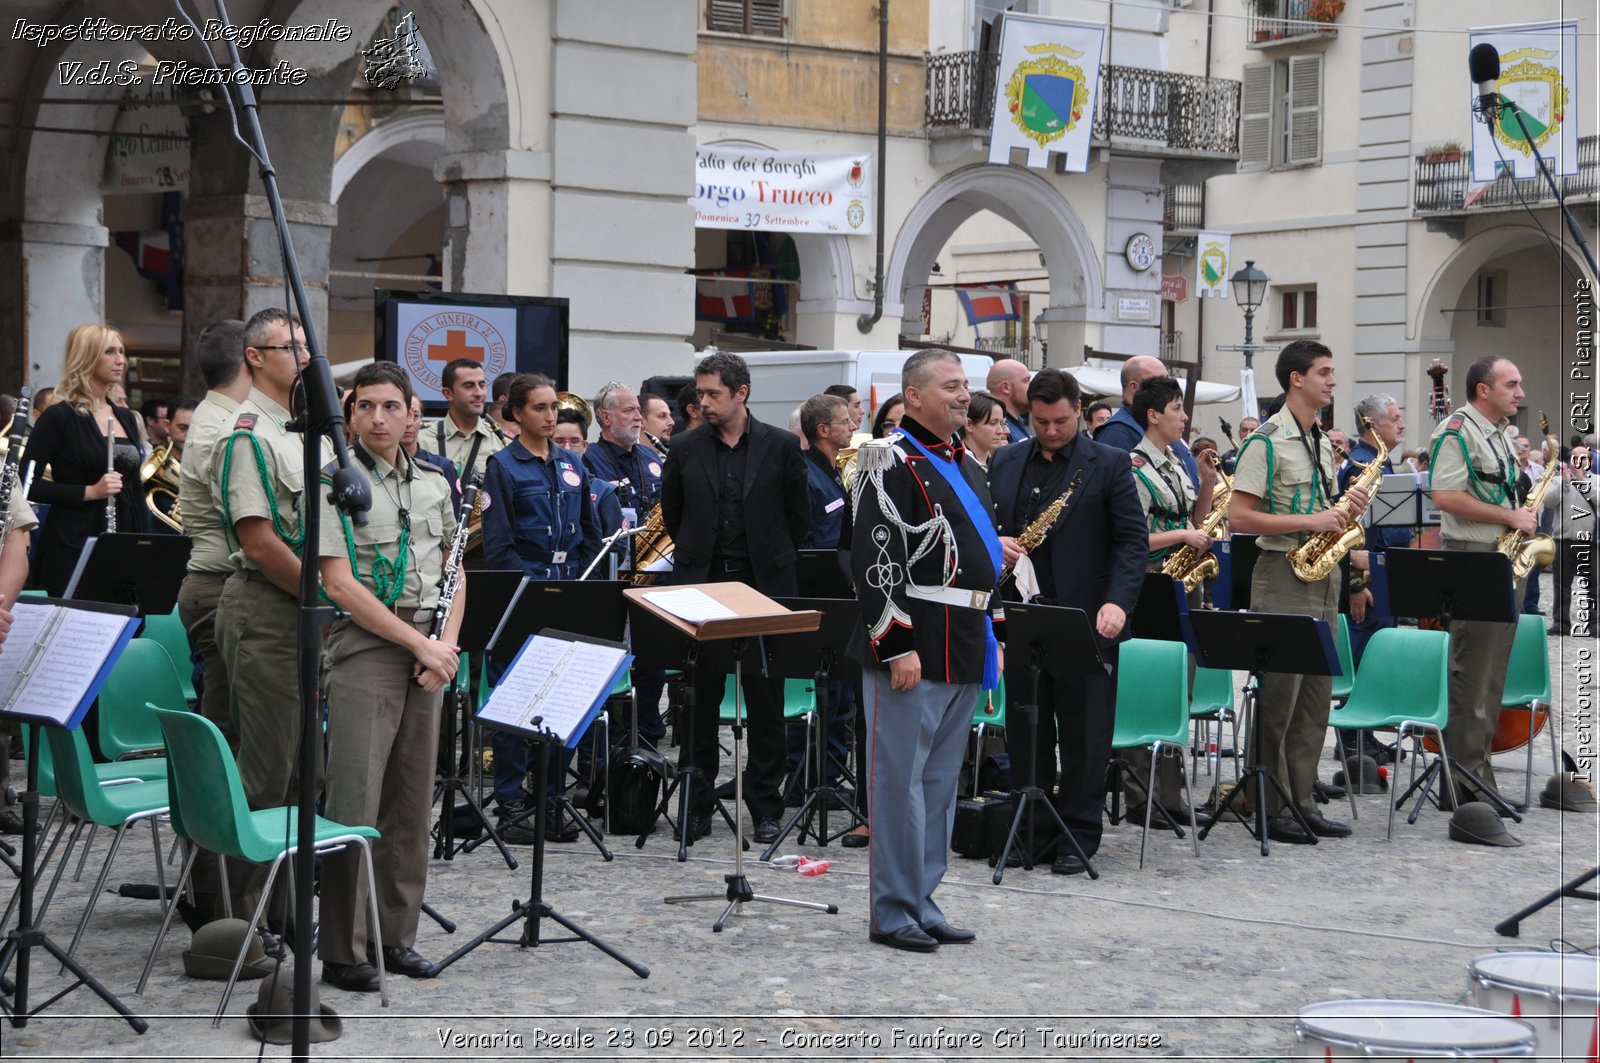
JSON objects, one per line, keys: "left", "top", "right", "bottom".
{"left": 1469, "top": 43, "right": 1500, "bottom": 125}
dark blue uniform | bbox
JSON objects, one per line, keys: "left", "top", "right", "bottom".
{"left": 582, "top": 437, "right": 663, "bottom": 513}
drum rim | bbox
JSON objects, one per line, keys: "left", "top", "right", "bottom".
{"left": 1296, "top": 999, "right": 1539, "bottom": 1053}
{"left": 1471, "top": 951, "right": 1600, "bottom": 1001}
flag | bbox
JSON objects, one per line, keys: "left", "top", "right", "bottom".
{"left": 956, "top": 283, "right": 1022, "bottom": 326}
{"left": 1468, "top": 21, "right": 1579, "bottom": 181}
{"left": 695, "top": 272, "right": 756, "bottom": 322}
{"left": 112, "top": 191, "right": 184, "bottom": 311}
{"left": 1196, "top": 231, "right": 1231, "bottom": 299}
{"left": 987, "top": 13, "right": 1105, "bottom": 171}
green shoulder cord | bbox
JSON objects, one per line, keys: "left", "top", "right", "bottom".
{"left": 218, "top": 430, "right": 306, "bottom": 554}
{"left": 1236, "top": 434, "right": 1277, "bottom": 512}
{"left": 1429, "top": 428, "right": 1509, "bottom": 506}
{"left": 323, "top": 476, "right": 411, "bottom": 607}
{"left": 1133, "top": 466, "right": 1187, "bottom": 558}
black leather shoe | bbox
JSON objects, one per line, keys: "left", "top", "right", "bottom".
{"left": 1303, "top": 811, "right": 1352, "bottom": 838}
{"left": 1265, "top": 816, "right": 1315, "bottom": 844}
{"left": 752, "top": 817, "right": 781, "bottom": 844}
{"left": 1051, "top": 852, "right": 1087, "bottom": 875}
{"left": 1313, "top": 779, "right": 1346, "bottom": 802}
{"left": 381, "top": 946, "right": 432, "bottom": 978}
{"left": 545, "top": 805, "right": 580, "bottom": 843}
{"left": 0, "top": 807, "right": 29, "bottom": 835}
{"left": 869, "top": 925, "right": 939, "bottom": 953}
{"left": 922, "top": 922, "right": 975, "bottom": 944}
{"left": 840, "top": 826, "right": 869, "bottom": 848}
{"left": 321, "top": 961, "right": 381, "bottom": 992}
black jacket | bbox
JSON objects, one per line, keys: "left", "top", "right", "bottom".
{"left": 850, "top": 415, "right": 1001, "bottom": 684}
{"left": 988, "top": 431, "right": 1148, "bottom": 645}
{"left": 660, "top": 414, "right": 809, "bottom": 595}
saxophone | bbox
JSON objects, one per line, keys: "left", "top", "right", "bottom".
{"left": 0, "top": 390, "right": 32, "bottom": 553}
{"left": 1288, "top": 420, "right": 1386, "bottom": 583}
{"left": 1000, "top": 473, "right": 1082, "bottom": 585}
{"left": 1496, "top": 457, "right": 1558, "bottom": 581}
{"left": 1161, "top": 451, "right": 1231, "bottom": 592}
{"left": 427, "top": 475, "right": 479, "bottom": 641}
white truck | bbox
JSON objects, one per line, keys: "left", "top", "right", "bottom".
{"left": 734, "top": 349, "right": 996, "bottom": 429}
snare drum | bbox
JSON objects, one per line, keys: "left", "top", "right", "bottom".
{"left": 1295, "top": 999, "right": 1537, "bottom": 1059}
{"left": 1471, "top": 951, "right": 1600, "bottom": 1062}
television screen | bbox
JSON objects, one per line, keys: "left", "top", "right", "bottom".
{"left": 375, "top": 289, "right": 568, "bottom": 411}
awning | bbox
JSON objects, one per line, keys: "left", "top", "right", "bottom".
{"left": 1065, "top": 364, "right": 1241, "bottom": 405}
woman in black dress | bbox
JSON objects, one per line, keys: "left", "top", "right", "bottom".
{"left": 25, "top": 324, "right": 149, "bottom": 595}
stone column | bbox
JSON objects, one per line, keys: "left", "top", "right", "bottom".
{"left": 0, "top": 221, "right": 109, "bottom": 390}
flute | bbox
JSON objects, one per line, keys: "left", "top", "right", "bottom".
{"left": 105, "top": 417, "right": 117, "bottom": 533}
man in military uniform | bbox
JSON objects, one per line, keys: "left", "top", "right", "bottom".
{"left": 0, "top": 438, "right": 40, "bottom": 835}
{"left": 211, "top": 307, "right": 327, "bottom": 916}
{"left": 1428, "top": 355, "right": 1534, "bottom": 809}
{"left": 1228, "top": 341, "right": 1368, "bottom": 844}
{"left": 317, "top": 362, "right": 462, "bottom": 993}
{"left": 433, "top": 358, "right": 505, "bottom": 568}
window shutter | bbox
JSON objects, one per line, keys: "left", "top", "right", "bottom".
{"left": 1238, "top": 62, "right": 1273, "bottom": 172}
{"left": 1286, "top": 54, "right": 1323, "bottom": 166}
{"left": 707, "top": 0, "right": 783, "bottom": 36}
{"left": 749, "top": 0, "right": 784, "bottom": 35}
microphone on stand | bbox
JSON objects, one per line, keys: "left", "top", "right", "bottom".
{"left": 1469, "top": 43, "right": 1501, "bottom": 126}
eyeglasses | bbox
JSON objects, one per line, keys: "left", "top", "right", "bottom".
{"left": 256, "top": 343, "right": 310, "bottom": 354}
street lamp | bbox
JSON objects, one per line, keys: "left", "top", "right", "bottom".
{"left": 1229, "top": 259, "right": 1269, "bottom": 366}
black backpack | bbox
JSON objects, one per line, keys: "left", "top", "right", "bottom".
{"left": 606, "top": 746, "right": 671, "bottom": 836}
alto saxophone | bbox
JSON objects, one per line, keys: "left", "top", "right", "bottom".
{"left": 1288, "top": 421, "right": 1386, "bottom": 583}
{"left": 1496, "top": 458, "right": 1558, "bottom": 581}
{"left": 1161, "top": 452, "right": 1231, "bottom": 592}
{"left": 1000, "top": 473, "right": 1083, "bottom": 585}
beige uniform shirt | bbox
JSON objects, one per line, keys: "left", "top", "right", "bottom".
{"left": 4, "top": 477, "right": 37, "bottom": 536}
{"left": 181, "top": 391, "right": 240, "bottom": 575}
{"left": 1130, "top": 434, "right": 1196, "bottom": 568}
{"left": 213, "top": 388, "right": 330, "bottom": 572}
{"left": 1232, "top": 407, "right": 1337, "bottom": 553}
{"left": 319, "top": 448, "right": 456, "bottom": 611}
{"left": 431, "top": 415, "right": 505, "bottom": 485}
{"left": 1428, "top": 402, "right": 1516, "bottom": 544}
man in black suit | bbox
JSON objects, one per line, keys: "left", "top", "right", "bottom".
{"left": 989, "top": 368, "right": 1148, "bottom": 873}
{"left": 660, "top": 350, "right": 810, "bottom": 844}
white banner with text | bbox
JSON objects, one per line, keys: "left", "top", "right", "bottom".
{"left": 694, "top": 147, "right": 873, "bottom": 234}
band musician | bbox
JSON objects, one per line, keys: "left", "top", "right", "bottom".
{"left": 990, "top": 367, "right": 1146, "bottom": 874}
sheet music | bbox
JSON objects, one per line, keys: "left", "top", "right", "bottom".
{"left": 8, "top": 608, "right": 132, "bottom": 719}
{"left": 478, "top": 634, "right": 629, "bottom": 746}
{"left": 642, "top": 587, "right": 735, "bottom": 623}
{"left": 0, "top": 603, "right": 52, "bottom": 696}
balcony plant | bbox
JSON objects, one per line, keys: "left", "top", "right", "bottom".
{"left": 1306, "top": 0, "right": 1345, "bottom": 22}
{"left": 1422, "top": 141, "right": 1464, "bottom": 164}
{"left": 1250, "top": 0, "right": 1278, "bottom": 41}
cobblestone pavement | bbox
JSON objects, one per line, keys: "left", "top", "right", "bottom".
{"left": 3, "top": 623, "right": 1595, "bottom": 1061}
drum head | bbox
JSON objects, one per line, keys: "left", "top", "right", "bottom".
{"left": 1472, "top": 951, "right": 1600, "bottom": 1002}
{"left": 1298, "top": 1000, "right": 1536, "bottom": 1054}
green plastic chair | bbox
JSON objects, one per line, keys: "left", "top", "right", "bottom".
{"left": 1109, "top": 639, "right": 1198, "bottom": 868}
{"left": 968, "top": 676, "right": 1006, "bottom": 797}
{"left": 140, "top": 709, "right": 386, "bottom": 1020}
{"left": 97, "top": 638, "right": 189, "bottom": 761}
{"left": 1188, "top": 666, "right": 1239, "bottom": 788}
{"left": 38, "top": 724, "right": 170, "bottom": 970}
{"left": 140, "top": 611, "right": 197, "bottom": 703}
{"left": 1501, "top": 614, "right": 1557, "bottom": 809}
{"left": 1328, "top": 627, "right": 1452, "bottom": 839}
{"left": 1330, "top": 614, "right": 1355, "bottom": 703}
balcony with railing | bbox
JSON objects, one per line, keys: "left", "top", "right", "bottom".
{"left": 926, "top": 51, "right": 1240, "bottom": 159}
{"left": 1246, "top": 0, "right": 1340, "bottom": 48}
{"left": 1413, "top": 136, "right": 1600, "bottom": 215}
{"left": 1163, "top": 183, "right": 1204, "bottom": 232}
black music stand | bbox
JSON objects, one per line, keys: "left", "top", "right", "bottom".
{"left": 433, "top": 570, "right": 524, "bottom": 868}
{"left": 465, "top": 580, "right": 632, "bottom": 861}
{"left": 627, "top": 603, "right": 737, "bottom": 859}
{"left": 63, "top": 534, "right": 191, "bottom": 614}
{"left": 991, "top": 603, "right": 1102, "bottom": 884}
{"left": 1131, "top": 572, "right": 1196, "bottom": 649}
{"left": 796, "top": 550, "right": 852, "bottom": 600}
{"left": 1384, "top": 548, "right": 1523, "bottom": 821}
{"left": 760, "top": 596, "right": 864, "bottom": 858}
{"left": 1191, "top": 610, "right": 1339, "bottom": 855}
{"left": 1212, "top": 533, "right": 1260, "bottom": 612}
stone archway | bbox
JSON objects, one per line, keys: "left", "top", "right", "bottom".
{"left": 887, "top": 163, "right": 1103, "bottom": 364}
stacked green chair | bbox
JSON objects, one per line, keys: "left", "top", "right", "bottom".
{"left": 139, "top": 611, "right": 197, "bottom": 703}
{"left": 1109, "top": 639, "right": 1198, "bottom": 868}
{"left": 1500, "top": 614, "right": 1557, "bottom": 810}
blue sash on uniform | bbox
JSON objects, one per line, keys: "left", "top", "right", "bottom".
{"left": 897, "top": 431, "right": 1001, "bottom": 690}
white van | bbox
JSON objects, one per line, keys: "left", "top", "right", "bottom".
{"left": 735, "top": 349, "right": 995, "bottom": 430}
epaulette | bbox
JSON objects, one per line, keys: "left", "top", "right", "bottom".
{"left": 856, "top": 436, "right": 901, "bottom": 476}
{"left": 1253, "top": 422, "right": 1278, "bottom": 437}
{"left": 1130, "top": 453, "right": 1147, "bottom": 468}
{"left": 1445, "top": 413, "right": 1465, "bottom": 432}
{"left": 232, "top": 413, "right": 258, "bottom": 433}
{"left": 414, "top": 458, "right": 447, "bottom": 477}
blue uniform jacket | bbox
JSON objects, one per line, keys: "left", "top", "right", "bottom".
{"left": 582, "top": 437, "right": 663, "bottom": 512}
{"left": 481, "top": 439, "right": 601, "bottom": 579}
{"left": 802, "top": 448, "right": 848, "bottom": 550}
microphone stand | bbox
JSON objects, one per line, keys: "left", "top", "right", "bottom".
{"left": 208, "top": 3, "right": 373, "bottom": 1056}
{"left": 579, "top": 525, "right": 648, "bottom": 582}
{"left": 1478, "top": 96, "right": 1598, "bottom": 276}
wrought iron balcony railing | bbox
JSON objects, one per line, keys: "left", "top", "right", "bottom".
{"left": 1163, "top": 182, "right": 1205, "bottom": 232}
{"left": 1246, "top": 0, "right": 1338, "bottom": 47}
{"left": 926, "top": 51, "right": 1240, "bottom": 157}
{"left": 1413, "top": 135, "right": 1599, "bottom": 214}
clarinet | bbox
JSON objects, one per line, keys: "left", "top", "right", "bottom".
{"left": 427, "top": 475, "right": 479, "bottom": 641}
{"left": 104, "top": 416, "right": 117, "bottom": 533}
{"left": 0, "top": 389, "right": 32, "bottom": 551}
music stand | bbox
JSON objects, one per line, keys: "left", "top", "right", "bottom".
{"left": 629, "top": 584, "right": 838, "bottom": 932}
{"left": 760, "top": 596, "right": 865, "bottom": 858}
{"left": 1212, "top": 533, "right": 1259, "bottom": 612}
{"left": 1384, "top": 548, "right": 1523, "bottom": 820}
{"left": 432, "top": 570, "right": 524, "bottom": 869}
{"left": 63, "top": 534, "right": 191, "bottom": 614}
{"left": 1190, "top": 610, "right": 1339, "bottom": 855}
{"left": 991, "top": 602, "right": 1102, "bottom": 884}
{"left": 796, "top": 550, "right": 851, "bottom": 600}
{"left": 1131, "top": 572, "right": 1196, "bottom": 650}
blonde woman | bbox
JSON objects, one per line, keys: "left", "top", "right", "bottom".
{"left": 25, "top": 324, "right": 148, "bottom": 594}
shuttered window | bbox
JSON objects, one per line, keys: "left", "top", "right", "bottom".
{"left": 707, "top": 0, "right": 784, "bottom": 36}
{"left": 1285, "top": 54, "right": 1323, "bottom": 166}
{"left": 1239, "top": 62, "right": 1273, "bottom": 171}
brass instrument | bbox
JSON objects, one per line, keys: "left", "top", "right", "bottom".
{"left": 1288, "top": 418, "right": 1385, "bottom": 583}
{"left": 556, "top": 391, "right": 592, "bottom": 426}
{"left": 836, "top": 445, "right": 860, "bottom": 491}
{"left": 631, "top": 503, "right": 674, "bottom": 586}
{"left": 1161, "top": 451, "right": 1232, "bottom": 592}
{"left": 1496, "top": 411, "right": 1558, "bottom": 580}
{"left": 1000, "top": 473, "right": 1083, "bottom": 585}
{"left": 141, "top": 438, "right": 183, "bottom": 532}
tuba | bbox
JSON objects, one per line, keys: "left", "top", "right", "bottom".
{"left": 141, "top": 439, "right": 183, "bottom": 532}
{"left": 1160, "top": 451, "right": 1231, "bottom": 592}
{"left": 1288, "top": 419, "right": 1385, "bottom": 583}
